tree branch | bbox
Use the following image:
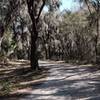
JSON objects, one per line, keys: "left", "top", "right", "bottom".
{"left": 36, "top": 0, "right": 46, "bottom": 23}
{"left": 85, "top": 0, "right": 92, "bottom": 15}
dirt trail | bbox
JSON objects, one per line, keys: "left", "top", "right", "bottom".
{"left": 1, "top": 61, "right": 100, "bottom": 100}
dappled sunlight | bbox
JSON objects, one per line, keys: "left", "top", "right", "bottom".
{"left": 0, "top": 60, "right": 50, "bottom": 97}
{"left": 22, "top": 63, "right": 100, "bottom": 100}
{"left": 0, "top": 0, "right": 100, "bottom": 99}
{"left": 19, "top": 78, "right": 46, "bottom": 86}
{"left": 1, "top": 61, "right": 100, "bottom": 100}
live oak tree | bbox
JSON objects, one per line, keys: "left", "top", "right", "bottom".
{"left": 26, "top": 0, "right": 61, "bottom": 70}
{"left": 26, "top": 0, "right": 45, "bottom": 70}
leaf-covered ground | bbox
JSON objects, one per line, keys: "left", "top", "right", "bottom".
{"left": 0, "top": 60, "right": 48, "bottom": 96}
{"left": 0, "top": 60, "right": 100, "bottom": 100}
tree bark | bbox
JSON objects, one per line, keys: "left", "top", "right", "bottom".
{"left": 30, "top": 17, "right": 39, "bottom": 70}
{"left": 95, "top": 18, "right": 99, "bottom": 63}
{"left": 31, "top": 33, "right": 39, "bottom": 70}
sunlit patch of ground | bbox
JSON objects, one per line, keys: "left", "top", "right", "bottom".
{"left": 0, "top": 60, "right": 49, "bottom": 96}
{"left": 0, "top": 60, "right": 100, "bottom": 100}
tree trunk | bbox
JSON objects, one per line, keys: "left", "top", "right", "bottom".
{"left": 30, "top": 22, "right": 39, "bottom": 70}
{"left": 95, "top": 18, "right": 99, "bottom": 63}
{"left": 44, "top": 46, "right": 48, "bottom": 59}
{"left": 31, "top": 35, "right": 39, "bottom": 70}
{"left": 48, "top": 45, "right": 51, "bottom": 59}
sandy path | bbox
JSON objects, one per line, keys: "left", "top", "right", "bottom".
{"left": 1, "top": 61, "right": 100, "bottom": 100}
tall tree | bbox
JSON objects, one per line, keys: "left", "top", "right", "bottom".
{"left": 26, "top": 0, "right": 46, "bottom": 70}
{"left": 26, "top": 0, "right": 61, "bottom": 70}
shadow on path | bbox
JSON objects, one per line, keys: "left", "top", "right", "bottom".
{"left": 1, "top": 61, "right": 100, "bottom": 100}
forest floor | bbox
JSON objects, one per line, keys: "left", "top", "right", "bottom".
{"left": 0, "top": 60, "right": 100, "bottom": 100}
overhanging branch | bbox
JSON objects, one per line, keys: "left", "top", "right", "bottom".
{"left": 36, "top": 0, "right": 46, "bottom": 23}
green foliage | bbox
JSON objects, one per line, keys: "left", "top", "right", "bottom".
{"left": 0, "top": 80, "right": 12, "bottom": 95}
{"left": 1, "top": 31, "right": 16, "bottom": 57}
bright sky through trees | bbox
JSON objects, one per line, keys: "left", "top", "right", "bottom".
{"left": 60, "top": 0, "right": 80, "bottom": 11}
{"left": 44, "top": 0, "right": 80, "bottom": 12}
